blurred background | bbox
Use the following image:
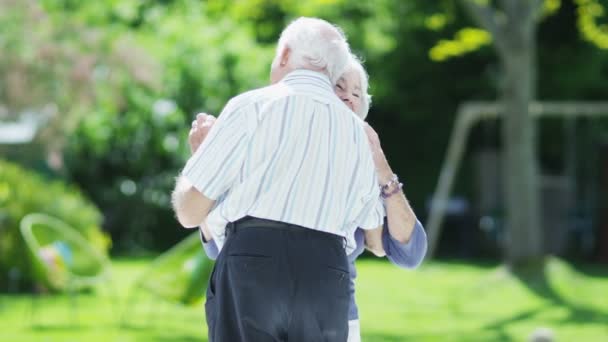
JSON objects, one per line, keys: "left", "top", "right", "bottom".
{"left": 0, "top": 0, "right": 607, "bottom": 341}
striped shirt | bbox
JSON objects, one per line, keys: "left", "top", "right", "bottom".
{"left": 182, "top": 69, "right": 385, "bottom": 253}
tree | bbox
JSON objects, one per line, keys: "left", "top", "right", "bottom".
{"left": 462, "top": 0, "right": 544, "bottom": 269}
{"left": 0, "top": 0, "right": 158, "bottom": 169}
{"left": 427, "top": 0, "right": 608, "bottom": 268}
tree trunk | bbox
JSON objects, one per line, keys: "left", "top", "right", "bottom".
{"left": 500, "top": 13, "right": 544, "bottom": 268}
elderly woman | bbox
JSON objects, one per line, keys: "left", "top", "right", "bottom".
{"left": 189, "top": 55, "right": 427, "bottom": 342}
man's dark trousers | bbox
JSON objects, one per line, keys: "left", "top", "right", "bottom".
{"left": 205, "top": 216, "right": 350, "bottom": 342}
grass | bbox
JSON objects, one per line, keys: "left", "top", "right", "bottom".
{"left": 1, "top": 257, "right": 607, "bottom": 341}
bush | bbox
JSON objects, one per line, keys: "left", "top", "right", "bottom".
{"left": 63, "top": 85, "right": 192, "bottom": 252}
{"left": 60, "top": 0, "right": 274, "bottom": 252}
{"left": 0, "top": 159, "right": 110, "bottom": 292}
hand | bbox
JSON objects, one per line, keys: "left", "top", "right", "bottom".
{"left": 363, "top": 123, "right": 393, "bottom": 185}
{"left": 188, "top": 113, "right": 216, "bottom": 154}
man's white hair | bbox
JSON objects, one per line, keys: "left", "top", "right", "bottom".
{"left": 347, "top": 54, "right": 372, "bottom": 120}
{"left": 277, "top": 17, "right": 351, "bottom": 84}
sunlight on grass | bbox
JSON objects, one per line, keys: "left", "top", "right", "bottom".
{"left": 1, "top": 257, "right": 607, "bottom": 341}
{"left": 356, "top": 257, "right": 608, "bottom": 341}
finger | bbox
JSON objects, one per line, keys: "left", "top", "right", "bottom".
{"left": 196, "top": 115, "right": 207, "bottom": 126}
{"left": 191, "top": 124, "right": 201, "bottom": 134}
{"left": 203, "top": 117, "right": 215, "bottom": 126}
{"left": 203, "top": 117, "right": 216, "bottom": 127}
{"left": 191, "top": 125, "right": 205, "bottom": 136}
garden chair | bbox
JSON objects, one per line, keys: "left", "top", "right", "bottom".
{"left": 19, "top": 213, "right": 114, "bottom": 324}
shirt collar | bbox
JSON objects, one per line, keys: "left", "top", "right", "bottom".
{"left": 281, "top": 69, "right": 334, "bottom": 93}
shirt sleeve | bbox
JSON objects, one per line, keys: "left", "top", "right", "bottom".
{"left": 200, "top": 228, "right": 220, "bottom": 261}
{"left": 354, "top": 139, "right": 386, "bottom": 229}
{"left": 382, "top": 219, "right": 428, "bottom": 269}
{"left": 181, "top": 101, "right": 250, "bottom": 200}
{"left": 356, "top": 196, "right": 385, "bottom": 230}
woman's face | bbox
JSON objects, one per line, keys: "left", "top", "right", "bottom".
{"left": 334, "top": 69, "right": 362, "bottom": 115}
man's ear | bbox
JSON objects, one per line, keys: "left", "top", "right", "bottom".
{"left": 280, "top": 46, "right": 291, "bottom": 67}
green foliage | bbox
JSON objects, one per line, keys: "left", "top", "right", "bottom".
{"left": 576, "top": 0, "right": 608, "bottom": 48}
{"left": 429, "top": 27, "right": 492, "bottom": 61}
{"left": 544, "top": 0, "right": 563, "bottom": 16}
{"left": 0, "top": 0, "right": 129, "bottom": 153}
{"left": 428, "top": 0, "right": 563, "bottom": 62}
{"left": 425, "top": 13, "right": 450, "bottom": 31}
{"left": 63, "top": 83, "right": 190, "bottom": 251}
{"left": 54, "top": 0, "right": 275, "bottom": 251}
{"left": 0, "top": 159, "right": 109, "bottom": 292}
{"left": 4, "top": 0, "right": 605, "bottom": 255}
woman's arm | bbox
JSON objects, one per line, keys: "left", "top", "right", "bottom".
{"left": 382, "top": 220, "right": 427, "bottom": 269}
{"left": 363, "top": 124, "right": 420, "bottom": 256}
{"left": 364, "top": 123, "right": 418, "bottom": 243}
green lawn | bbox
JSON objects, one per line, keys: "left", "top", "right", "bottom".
{"left": 1, "top": 257, "right": 607, "bottom": 341}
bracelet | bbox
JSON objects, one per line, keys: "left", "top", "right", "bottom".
{"left": 381, "top": 182, "right": 403, "bottom": 199}
{"left": 381, "top": 174, "right": 399, "bottom": 192}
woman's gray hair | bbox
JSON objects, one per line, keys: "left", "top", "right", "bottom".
{"left": 347, "top": 54, "right": 372, "bottom": 120}
{"left": 277, "top": 17, "right": 351, "bottom": 84}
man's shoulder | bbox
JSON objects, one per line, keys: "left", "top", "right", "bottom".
{"left": 223, "top": 82, "right": 360, "bottom": 122}
{"left": 225, "top": 84, "right": 290, "bottom": 113}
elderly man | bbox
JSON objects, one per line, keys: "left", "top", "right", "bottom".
{"left": 172, "top": 17, "right": 384, "bottom": 341}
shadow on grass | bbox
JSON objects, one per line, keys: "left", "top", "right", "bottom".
{"left": 515, "top": 261, "right": 608, "bottom": 324}
{"left": 27, "top": 323, "right": 205, "bottom": 341}
{"left": 119, "top": 324, "right": 205, "bottom": 341}
{"left": 430, "top": 257, "right": 502, "bottom": 269}
{"left": 364, "top": 330, "right": 504, "bottom": 341}
{"left": 362, "top": 333, "right": 413, "bottom": 342}
{"left": 575, "top": 263, "right": 608, "bottom": 279}
{"left": 29, "top": 324, "right": 87, "bottom": 332}
{"left": 482, "top": 258, "right": 608, "bottom": 337}
{"left": 154, "top": 334, "right": 207, "bottom": 342}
